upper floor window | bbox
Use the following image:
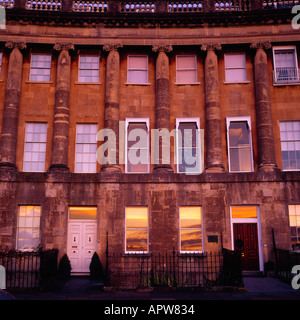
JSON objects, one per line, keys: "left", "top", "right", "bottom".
{"left": 127, "top": 55, "right": 148, "bottom": 84}
{"left": 30, "top": 53, "right": 51, "bottom": 82}
{"left": 224, "top": 53, "right": 247, "bottom": 83}
{"left": 288, "top": 205, "right": 300, "bottom": 252}
{"left": 176, "top": 118, "right": 202, "bottom": 174}
{"left": 17, "top": 206, "right": 41, "bottom": 251}
{"left": 279, "top": 121, "right": 300, "bottom": 171}
{"left": 176, "top": 55, "right": 197, "bottom": 84}
{"left": 78, "top": 55, "right": 100, "bottom": 83}
{"left": 23, "top": 122, "right": 47, "bottom": 172}
{"left": 179, "top": 206, "right": 202, "bottom": 252}
{"left": 125, "top": 207, "right": 148, "bottom": 253}
{"left": 273, "top": 46, "right": 300, "bottom": 84}
{"left": 226, "top": 117, "right": 253, "bottom": 172}
{"left": 75, "top": 124, "right": 98, "bottom": 173}
{"left": 125, "top": 118, "right": 149, "bottom": 173}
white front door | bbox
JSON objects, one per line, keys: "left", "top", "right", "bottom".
{"left": 67, "top": 221, "right": 97, "bottom": 274}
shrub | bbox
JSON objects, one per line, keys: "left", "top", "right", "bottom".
{"left": 57, "top": 254, "right": 72, "bottom": 280}
{"left": 89, "top": 252, "right": 104, "bottom": 280}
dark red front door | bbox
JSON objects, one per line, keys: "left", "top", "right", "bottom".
{"left": 233, "top": 223, "right": 259, "bottom": 271}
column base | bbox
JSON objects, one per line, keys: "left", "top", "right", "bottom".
{"left": 100, "top": 164, "right": 122, "bottom": 172}
{"left": 205, "top": 164, "right": 225, "bottom": 173}
{"left": 258, "top": 163, "right": 280, "bottom": 172}
{"left": 153, "top": 164, "right": 174, "bottom": 173}
{"left": 0, "top": 162, "right": 17, "bottom": 181}
{"left": 48, "top": 164, "right": 69, "bottom": 173}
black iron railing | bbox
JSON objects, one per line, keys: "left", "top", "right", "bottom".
{"left": 274, "top": 248, "right": 300, "bottom": 283}
{"left": 0, "top": 249, "right": 58, "bottom": 289}
{"left": 106, "top": 249, "right": 242, "bottom": 289}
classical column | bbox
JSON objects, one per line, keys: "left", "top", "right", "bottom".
{"left": 0, "top": 41, "right": 26, "bottom": 171}
{"left": 152, "top": 45, "right": 173, "bottom": 172}
{"left": 101, "top": 44, "right": 122, "bottom": 171}
{"left": 251, "top": 41, "right": 278, "bottom": 172}
{"left": 49, "top": 43, "right": 74, "bottom": 172}
{"left": 201, "top": 44, "right": 225, "bottom": 173}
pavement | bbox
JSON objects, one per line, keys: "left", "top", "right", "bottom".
{"left": 1, "top": 276, "right": 300, "bottom": 301}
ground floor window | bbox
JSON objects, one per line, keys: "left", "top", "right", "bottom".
{"left": 288, "top": 205, "right": 300, "bottom": 252}
{"left": 17, "top": 206, "right": 41, "bottom": 251}
{"left": 125, "top": 207, "right": 148, "bottom": 253}
{"left": 179, "top": 206, "right": 202, "bottom": 252}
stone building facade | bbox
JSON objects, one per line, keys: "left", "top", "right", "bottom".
{"left": 0, "top": 0, "right": 300, "bottom": 274}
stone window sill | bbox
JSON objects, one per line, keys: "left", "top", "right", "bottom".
{"left": 174, "top": 82, "right": 201, "bottom": 86}
{"left": 125, "top": 82, "right": 151, "bottom": 86}
{"left": 223, "top": 81, "right": 250, "bottom": 85}
{"left": 74, "top": 82, "right": 102, "bottom": 85}
{"left": 273, "top": 82, "right": 300, "bottom": 87}
{"left": 25, "top": 81, "right": 53, "bottom": 84}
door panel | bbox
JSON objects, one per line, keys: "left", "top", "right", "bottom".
{"left": 68, "top": 221, "right": 97, "bottom": 273}
{"left": 233, "top": 223, "right": 259, "bottom": 271}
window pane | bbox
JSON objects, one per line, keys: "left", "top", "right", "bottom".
{"left": 180, "top": 206, "right": 201, "bottom": 228}
{"left": 229, "top": 147, "right": 252, "bottom": 172}
{"left": 177, "top": 56, "right": 196, "bottom": 69}
{"left": 126, "top": 230, "right": 148, "bottom": 252}
{"left": 69, "top": 207, "right": 97, "bottom": 219}
{"left": 128, "top": 56, "right": 147, "bottom": 69}
{"left": 126, "top": 207, "right": 147, "bottom": 228}
{"left": 231, "top": 206, "right": 257, "bottom": 219}
{"left": 177, "top": 70, "right": 197, "bottom": 83}
{"left": 180, "top": 230, "right": 202, "bottom": 251}
{"left": 225, "top": 54, "right": 245, "bottom": 68}
{"left": 128, "top": 70, "right": 148, "bottom": 83}
{"left": 225, "top": 68, "right": 246, "bottom": 82}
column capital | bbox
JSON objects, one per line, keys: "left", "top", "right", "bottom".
{"left": 103, "top": 43, "right": 123, "bottom": 52}
{"left": 250, "top": 41, "right": 271, "bottom": 51}
{"left": 201, "top": 43, "right": 222, "bottom": 52}
{"left": 5, "top": 41, "right": 27, "bottom": 50}
{"left": 53, "top": 42, "right": 75, "bottom": 52}
{"left": 152, "top": 45, "right": 173, "bottom": 53}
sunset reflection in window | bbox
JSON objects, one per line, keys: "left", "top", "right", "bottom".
{"left": 126, "top": 207, "right": 148, "bottom": 253}
{"left": 180, "top": 206, "right": 202, "bottom": 252}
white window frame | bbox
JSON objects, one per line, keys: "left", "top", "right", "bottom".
{"left": 127, "top": 55, "right": 149, "bottom": 85}
{"left": 125, "top": 206, "right": 149, "bottom": 254}
{"left": 272, "top": 46, "right": 300, "bottom": 85}
{"left": 29, "top": 53, "right": 52, "bottom": 82}
{"left": 226, "top": 116, "right": 254, "bottom": 173}
{"left": 78, "top": 54, "right": 100, "bottom": 83}
{"left": 279, "top": 120, "right": 300, "bottom": 172}
{"left": 75, "top": 123, "right": 98, "bottom": 173}
{"left": 179, "top": 206, "right": 203, "bottom": 253}
{"left": 16, "top": 206, "right": 41, "bottom": 251}
{"left": 224, "top": 53, "right": 247, "bottom": 83}
{"left": 175, "top": 118, "right": 203, "bottom": 174}
{"left": 125, "top": 118, "right": 150, "bottom": 173}
{"left": 23, "top": 122, "right": 47, "bottom": 172}
{"left": 175, "top": 55, "right": 198, "bottom": 84}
